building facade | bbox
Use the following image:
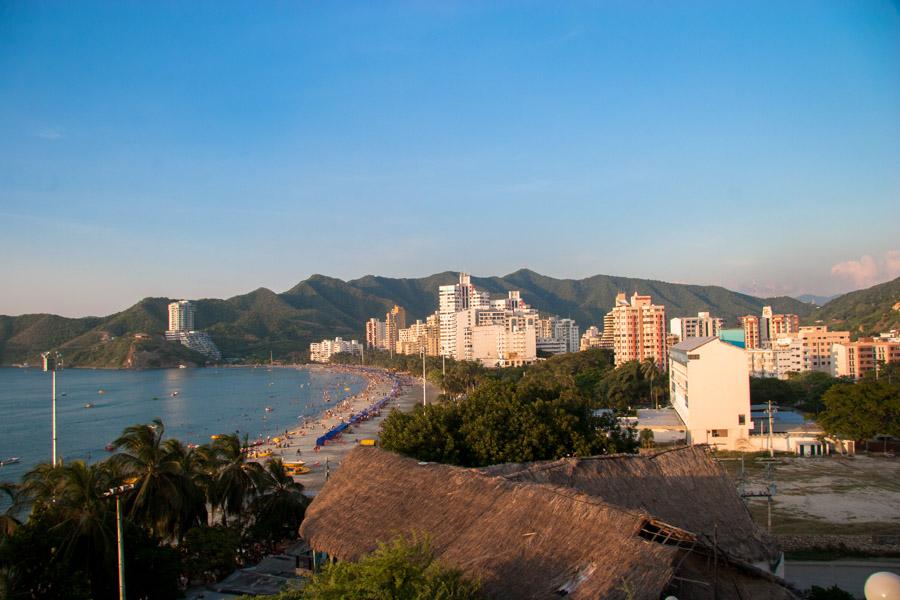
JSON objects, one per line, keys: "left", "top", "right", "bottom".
{"left": 669, "top": 337, "right": 752, "bottom": 451}
{"left": 580, "top": 325, "right": 603, "bottom": 351}
{"left": 832, "top": 337, "right": 900, "bottom": 379}
{"left": 309, "top": 337, "right": 362, "bottom": 363}
{"left": 384, "top": 305, "right": 407, "bottom": 354}
{"left": 670, "top": 312, "right": 723, "bottom": 341}
{"left": 168, "top": 300, "right": 195, "bottom": 333}
{"left": 611, "top": 292, "right": 668, "bottom": 370}
{"left": 365, "top": 318, "right": 386, "bottom": 349}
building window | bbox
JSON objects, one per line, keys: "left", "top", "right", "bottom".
{"left": 711, "top": 429, "right": 729, "bottom": 438}
{"left": 739, "top": 414, "right": 746, "bottom": 425}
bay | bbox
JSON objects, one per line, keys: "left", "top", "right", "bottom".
{"left": 0, "top": 366, "right": 366, "bottom": 487}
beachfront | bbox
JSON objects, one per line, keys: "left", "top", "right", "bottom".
{"left": 248, "top": 365, "right": 441, "bottom": 495}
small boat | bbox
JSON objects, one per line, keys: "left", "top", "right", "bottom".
{"left": 98, "top": 389, "right": 105, "bottom": 395}
{"left": 61, "top": 393, "right": 67, "bottom": 397}
{"left": 265, "top": 407, "right": 274, "bottom": 412}
{"left": 0, "top": 457, "right": 21, "bottom": 466}
{"left": 210, "top": 434, "right": 221, "bottom": 440}
{"left": 105, "top": 444, "right": 115, "bottom": 452}
{"left": 170, "top": 391, "right": 179, "bottom": 397}
{"left": 178, "top": 364, "right": 188, "bottom": 369}
{"left": 84, "top": 403, "right": 94, "bottom": 409}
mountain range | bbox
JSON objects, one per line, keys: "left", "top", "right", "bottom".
{"left": 1, "top": 270, "right": 897, "bottom": 367}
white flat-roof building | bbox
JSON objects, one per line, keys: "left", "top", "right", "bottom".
{"left": 669, "top": 337, "right": 752, "bottom": 451}
{"left": 670, "top": 312, "right": 723, "bottom": 341}
{"left": 309, "top": 337, "right": 362, "bottom": 363}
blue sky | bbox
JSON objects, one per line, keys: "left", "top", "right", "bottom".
{"left": 1, "top": 1, "right": 898, "bottom": 317}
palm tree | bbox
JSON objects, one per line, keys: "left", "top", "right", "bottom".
{"left": 249, "top": 458, "right": 309, "bottom": 542}
{"left": 211, "top": 434, "right": 263, "bottom": 526}
{"left": 161, "top": 438, "right": 211, "bottom": 540}
{"left": 640, "top": 358, "right": 658, "bottom": 409}
{"left": 0, "top": 482, "right": 21, "bottom": 539}
{"left": 21, "top": 460, "right": 118, "bottom": 559}
{"left": 110, "top": 419, "right": 190, "bottom": 539}
{"left": 17, "top": 460, "right": 120, "bottom": 598}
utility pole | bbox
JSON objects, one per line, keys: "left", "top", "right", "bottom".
{"left": 767, "top": 400, "right": 776, "bottom": 458}
{"left": 104, "top": 483, "right": 135, "bottom": 600}
{"left": 422, "top": 346, "right": 427, "bottom": 406}
{"left": 42, "top": 351, "right": 61, "bottom": 466}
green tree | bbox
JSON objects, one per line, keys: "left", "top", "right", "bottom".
{"left": 0, "top": 482, "right": 21, "bottom": 539}
{"left": 818, "top": 378, "right": 900, "bottom": 443}
{"left": 211, "top": 433, "right": 264, "bottom": 525}
{"left": 249, "top": 458, "right": 310, "bottom": 545}
{"left": 111, "top": 419, "right": 201, "bottom": 540}
{"left": 181, "top": 525, "right": 242, "bottom": 584}
{"left": 304, "top": 536, "right": 480, "bottom": 600}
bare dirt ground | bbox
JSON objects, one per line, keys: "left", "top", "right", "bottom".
{"left": 720, "top": 454, "right": 900, "bottom": 535}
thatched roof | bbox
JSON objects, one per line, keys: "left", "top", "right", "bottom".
{"left": 300, "top": 447, "right": 795, "bottom": 600}
{"left": 481, "top": 446, "right": 780, "bottom": 567}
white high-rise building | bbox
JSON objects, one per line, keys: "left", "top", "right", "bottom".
{"left": 165, "top": 300, "right": 221, "bottom": 360}
{"left": 168, "top": 300, "right": 194, "bottom": 332}
{"left": 670, "top": 312, "right": 723, "bottom": 341}
{"left": 439, "top": 273, "right": 489, "bottom": 359}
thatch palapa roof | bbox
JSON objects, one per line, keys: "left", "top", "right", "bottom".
{"left": 481, "top": 445, "right": 781, "bottom": 568}
{"left": 300, "top": 447, "right": 795, "bottom": 600}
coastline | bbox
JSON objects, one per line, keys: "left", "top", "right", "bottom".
{"left": 248, "top": 364, "right": 441, "bottom": 496}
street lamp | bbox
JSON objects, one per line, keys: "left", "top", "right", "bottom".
{"left": 103, "top": 483, "right": 136, "bottom": 600}
{"left": 41, "top": 351, "right": 62, "bottom": 465}
{"left": 422, "top": 346, "right": 427, "bottom": 406}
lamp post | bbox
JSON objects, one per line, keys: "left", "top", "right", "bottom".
{"left": 422, "top": 346, "right": 427, "bottom": 406}
{"left": 41, "top": 351, "right": 62, "bottom": 465}
{"left": 103, "top": 483, "right": 135, "bottom": 600}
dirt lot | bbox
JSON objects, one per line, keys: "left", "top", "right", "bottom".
{"left": 719, "top": 454, "right": 900, "bottom": 536}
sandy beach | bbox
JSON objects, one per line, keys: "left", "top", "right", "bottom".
{"left": 248, "top": 365, "right": 441, "bottom": 496}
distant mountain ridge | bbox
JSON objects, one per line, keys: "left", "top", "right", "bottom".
{"left": 805, "top": 276, "right": 900, "bottom": 336}
{"left": 0, "top": 269, "right": 822, "bottom": 367}
{"left": 794, "top": 293, "right": 838, "bottom": 306}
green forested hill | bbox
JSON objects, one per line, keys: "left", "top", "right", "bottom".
{"left": 806, "top": 276, "right": 900, "bottom": 336}
{"left": 0, "top": 269, "right": 821, "bottom": 366}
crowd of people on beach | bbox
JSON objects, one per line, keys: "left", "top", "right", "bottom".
{"left": 247, "top": 365, "right": 408, "bottom": 464}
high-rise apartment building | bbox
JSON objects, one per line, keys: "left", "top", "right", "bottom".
{"left": 670, "top": 312, "right": 723, "bottom": 341}
{"left": 385, "top": 305, "right": 407, "bottom": 354}
{"left": 580, "top": 326, "right": 603, "bottom": 351}
{"left": 611, "top": 292, "right": 668, "bottom": 370}
{"left": 470, "top": 310, "right": 538, "bottom": 367}
{"left": 535, "top": 316, "right": 580, "bottom": 355}
{"left": 741, "top": 316, "right": 760, "bottom": 350}
{"left": 599, "top": 311, "right": 616, "bottom": 350}
{"left": 168, "top": 300, "right": 195, "bottom": 332}
{"left": 438, "top": 273, "right": 489, "bottom": 359}
{"left": 747, "top": 325, "right": 850, "bottom": 378}
{"left": 832, "top": 337, "right": 900, "bottom": 380}
{"left": 365, "top": 318, "right": 386, "bottom": 349}
{"left": 165, "top": 300, "right": 221, "bottom": 360}
{"left": 742, "top": 306, "right": 799, "bottom": 349}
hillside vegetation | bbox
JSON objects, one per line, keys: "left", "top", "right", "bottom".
{"left": 1, "top": 269, "right": 823, "bottom": 366}
{"left": 806, "top": 276, "right": 900, "bottom": 336}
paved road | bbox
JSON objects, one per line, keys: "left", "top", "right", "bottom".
{"left": 785, "top": 559, "right": 900, "bottom": 598}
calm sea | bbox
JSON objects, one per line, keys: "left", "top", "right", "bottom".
{"left": 0, "top": 366, "right": 365, "bottom": 486}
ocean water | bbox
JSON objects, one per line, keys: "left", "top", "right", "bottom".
{"left": 0, "top": 366, "right": 366, "bottom": 486}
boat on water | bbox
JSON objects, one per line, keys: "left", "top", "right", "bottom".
{"left": 98, "top": 389, "right": 106, "bottom": 395}
{"left": 0, "top": 457, "right": 21, "bottom": 467}
{"left": 265, "top": 406, "right": 274, "bottom": 412}
{"left": 170, "top": 391, "right": 179, "bottom": 397}
{"left": 84, "top": 403, "right": 94, "bottom": 409}
{"left": 178, "top": 364, "right": 188, "bottom": 369}
{"left": 105, "top": 444, "right": 115, "bottom": 452}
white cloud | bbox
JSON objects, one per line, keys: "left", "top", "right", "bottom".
{"left": 36, "top": 128, "right": 64, "bottom": 140}
{"left": 831, "top": 250, "right": 899, "bottom": 289}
